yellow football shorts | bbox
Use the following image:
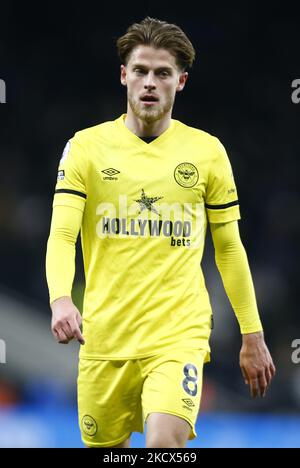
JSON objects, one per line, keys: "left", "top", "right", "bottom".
{"left": 77, "top": 348, "right": 209, "bottom": 447}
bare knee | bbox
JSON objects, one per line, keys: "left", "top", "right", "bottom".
{"left": 146, "top": 413, "right": 191, "bottom": 448}
{"left": 112, "top": 437, "right": 131, "bottom": 448}
{"left": 147, "top": 433, "right": 187, "bottom": 448}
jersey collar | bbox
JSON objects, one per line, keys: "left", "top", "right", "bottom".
{"left": 115, "top": 114, "right": 176, "bottom": 149}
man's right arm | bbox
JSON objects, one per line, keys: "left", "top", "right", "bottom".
{"left": 46, "top": 204, "right": 85, "bottom": 345}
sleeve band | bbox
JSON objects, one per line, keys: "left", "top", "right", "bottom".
{"left": 205, "top": 200, "right": 239, "bottom": 210}
{"left": 55, "top": 189, "right": 87, "bottom": 199}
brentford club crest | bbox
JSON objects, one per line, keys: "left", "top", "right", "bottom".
{"left": 174, "top": 162, "right": 199, "bottom": 188}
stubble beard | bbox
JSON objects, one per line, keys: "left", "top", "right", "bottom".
{"left": 128, "top": 93, "right": 174, "bottom": 124}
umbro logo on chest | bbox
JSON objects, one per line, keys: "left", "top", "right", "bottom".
{"left": 101, "top": 168, "right": 120, "bottom": 181}
{"left": 100, "top": 162, "right": 199, "bottom": 186}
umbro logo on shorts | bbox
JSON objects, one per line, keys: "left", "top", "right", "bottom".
{"left": 182, "top": 398, "right": 195, "bottom": 407}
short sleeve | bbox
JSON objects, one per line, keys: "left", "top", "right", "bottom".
{"left": 53, "top": 135, "right": 87, "bottom": 212}
{"left": 205, "top": 138, "right": 241, "bottom": 223}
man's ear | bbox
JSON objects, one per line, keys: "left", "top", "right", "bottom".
{"left": 120, "top": 64, "right": 127, "bottom": 86}
{"left": 176, "top": 72, "right": 189, "bottom": 92}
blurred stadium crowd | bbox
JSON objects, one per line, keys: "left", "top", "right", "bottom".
{"left": 0, "top": 3, "right": 299, "bottom": 446}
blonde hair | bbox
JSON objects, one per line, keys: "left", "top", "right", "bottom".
{"left": 116, "top": 17, "right": 195, "bottom": 71}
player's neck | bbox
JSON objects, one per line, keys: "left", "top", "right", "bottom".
{"left": 124, "top": 109, "right": 172, "bottom": 137}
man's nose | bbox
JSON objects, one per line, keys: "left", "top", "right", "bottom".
{"left": 144, "top": 72, "right": 156, "bottom": 89}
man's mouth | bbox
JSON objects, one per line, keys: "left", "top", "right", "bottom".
{"left": 140, "top": 95, "right": 159, "bottom": 105}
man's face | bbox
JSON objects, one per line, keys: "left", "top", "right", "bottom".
{"left": 120, "top": 45, "right": 188, "bottom": 124}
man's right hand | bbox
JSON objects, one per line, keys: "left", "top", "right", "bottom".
{"left": 50, "top": 296, "right": 85, "bottom": 345}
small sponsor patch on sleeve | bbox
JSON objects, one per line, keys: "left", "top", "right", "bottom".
{"left": 57, "top": 170, "right": 65, "bottom": 180}
{"left": 60, "top": 141, "right": 71, "bottom": 163}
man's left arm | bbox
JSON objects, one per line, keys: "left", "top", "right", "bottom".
{"left": 210, "top": 220, "right": 276, "bottom": 398}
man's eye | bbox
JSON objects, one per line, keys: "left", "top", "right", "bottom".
{"left": 159, "top": 71, "right": 169, "bottom": 77}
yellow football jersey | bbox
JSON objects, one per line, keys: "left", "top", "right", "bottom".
{"left": 53, "top": 114, "right": 240, "bottom": 359}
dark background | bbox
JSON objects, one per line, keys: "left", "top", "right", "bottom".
{"left": 0, "top": 1, "right": 299, "bottom": 415}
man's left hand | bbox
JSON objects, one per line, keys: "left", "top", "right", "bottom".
{"left": 240, "top": 331, "right": 276, "bottom": 398}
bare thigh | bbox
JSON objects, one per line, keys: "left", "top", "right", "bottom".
{"left": 85, "top": 436, "right": 131, "bottom": 448}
